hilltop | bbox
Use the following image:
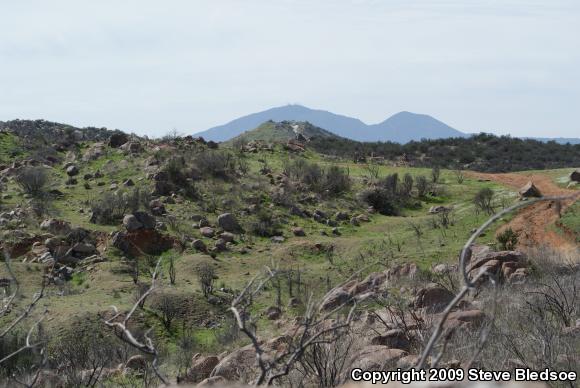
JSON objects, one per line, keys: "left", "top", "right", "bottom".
{"left": 226, "top": 120, "right": 340, "bottom": 144}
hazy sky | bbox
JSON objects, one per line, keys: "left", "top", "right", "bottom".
{"left": 1, "top": 1, "right": 579, "bottom": 138}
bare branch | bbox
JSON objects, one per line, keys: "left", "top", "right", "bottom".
{"left": 416, "top": 192, "right": 579, "bottom": 369}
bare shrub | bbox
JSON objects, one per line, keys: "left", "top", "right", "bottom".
{"left": 193, "top": 150, "right": 236, "bottom": 179}
{"left": 473, "top": 187, "right": 495, "bottom": 215}
{"left": 196, "top": 262, "right": 216, "bottom": 298}
{"left": 416, "top": 175, "right": 429, "bottom": 197}
{"left": 154, "top": 293, "right": 180, "bottom": 331}
{"left": 431, "top": 166, "right": 441, "bottom": 183}
{"left": 14, "top": 166, "right": 49, "bottom": 197}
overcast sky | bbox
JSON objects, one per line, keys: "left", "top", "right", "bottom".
{"left": 1, "top": 1, "right": 579, "bottom": 138}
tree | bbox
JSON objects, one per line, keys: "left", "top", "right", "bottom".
{"left": 473, "top": 188, "right": 495, "bottom": 215}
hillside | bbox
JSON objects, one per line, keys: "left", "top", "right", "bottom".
{"left": 196, "top": 104, "right": 466, "bottom": 143}
{"left": 226, "top": 120, "right": 340, "bottom": 144}
{"left": 0, "top": 121, "right": 578, "bottom": 387}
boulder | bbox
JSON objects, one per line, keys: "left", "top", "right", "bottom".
{"left": 292, "top": 227, "right": 306, "bottom": 237}
{"left": 348, "top": 346, "right": 407, "bottom": 372}
{"left": 123, "top": 214, "right": 143, "bottom": 231}
{"left": 133, "top": 211, "right": 156, "bottom": 229}
{"left": 149, "top": 199, "right": 166, "bottom": 216}
{"left": 112, "top": 229, "right": 175, "bottom": 256}
{"left": 571, "top": 170, "right": 580, "bottom": 182}
{"left": 370, "top": 329, "right": 411, "bottom": 351}
{"left": 124, "top": 355, "right": 147, "bottom": 371}
{"left": 217, "top": 213, "right": 242, "bottom": 233}
{"left": 200, "top": 227, "right": 215, "bottom": 238}
{"left": 466, "top": 250, "right": 526, "bottom": 282}
{"left": 66, "top": 165, "right": 79, "bottom": 176}
{"left": 120, "top": 141, "right": 142, "bottom": 154}
{"left": 214, "top": 239, "right": 227, "bottom": 252}
{"left": 192, "top": 239, "right": 208, "bottom": 253}
{"left": 350, "top": 217, "right": 360, "bottom": 226}
{"left": 184, "top": 355, "right": 219, "bottom": 383}
{"left": 123, "top": 178, "right": 135, "bottom": 187}
{"left": 414, "top": 284, "right": 455, "bottom": 313}
{"left": 197, "top": 376, "right": 226, "bottom": 387}
{"left": 218, "top": 232, "right": 235, "bottom": 243}
{"left": 334, "top": 211, "right": 349, "bottom": 221}
{"left": 519, "top": 181, "right": 542, "bottom": 198}
{"left": 40, "top": 219, "right": 72, "bottom": 235}
{"left": 265, "top": 306, "right": 282, "bottom": 320}
{"left": 209, "top": 344, "right": 258, "bottom": 381}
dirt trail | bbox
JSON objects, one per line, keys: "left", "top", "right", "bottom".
{"left": 467, "top": 171, "right": 578, "bottom": 253}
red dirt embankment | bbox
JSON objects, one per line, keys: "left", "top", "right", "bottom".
{"left": 467, "top": 172, "right": 578, "bottom": 253}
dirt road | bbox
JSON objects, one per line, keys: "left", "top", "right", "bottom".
{"left": 467, "top": 171, "right": 578, "bottom": 253}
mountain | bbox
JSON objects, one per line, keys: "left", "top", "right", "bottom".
{"left": 226, "top": 120, "right": 340, "bottom": 144}
{"left": 370, "top": 111, "right": 464, "bottom": 143}
{"left": 195, "top": 104, "right": 466, "bottom": 143}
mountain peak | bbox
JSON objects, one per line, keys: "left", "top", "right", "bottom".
{"left": 195, "top": 106, "right": 465, "bottom": 143}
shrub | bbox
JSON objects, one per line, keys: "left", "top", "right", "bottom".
{"left": 284, "top": 159, "right": 350, "bottom": 196}
{"left": 14, "top": 166, "right": 49, "bottom": 197}
{"left": 194, "top": 150, "right": 236, "bottom": 179}
{"left": 416, "top": 175, "right": 429, "bottom": 197}
{"left": 196, "top": 262, "right": 216, "bottom": 297}
{"left": 497, "top": 227, "right": 518, "bottom": 250}
{"left": 89, "top": 187, "right": 149, "bottom": 224}
{"left": 360, "top": 188, "right": 400, "bottom": 216}
{"left": 323, "top": 165, "right": 351, "bottom": 195}
{"left": 474, "top": 188, "right": 495, "bottom": 215}
{"left": 249, "top": 208, "right": 282, "bottom": 237}
{"left": 431, "top": 166, "right": 441, "bottom": 183}
{"left": 401, "top": 173, "right": 414, "bottom": 197}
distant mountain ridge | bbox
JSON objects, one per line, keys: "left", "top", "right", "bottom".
{"left": 195, "top": 104, "right": 466, "bottom": 143}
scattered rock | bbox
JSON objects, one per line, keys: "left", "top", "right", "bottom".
{"left": 370, "top": 329, "right": 411, "bottom": 351}
{"left": 200, "top": 227, "right": 215, "bottom": 238}
{"left": 124, "top": 355, "right": 147, "bottom": 371}
{"left": 519, "top": 181, "right": 542, "bottom": 198}
{"left": 192, "top": 239, "right": 208, "bottom": 253}
{"left": 217, "top": 213, "right": 242, "bottom": 233}
{"left": 66, "top": 165, "right": 79, "bottom": 176}
{"left": 292, "top": 227, "right": 306, "bottom": 237}
{"left": 271, "top": 236, "right": 285, "bottom": 243}
{"left": 123, "top": 214, "right": 143, "bottom": 231}
{"left": 265, "top": 306, "right": 282, "bottom": 320}
{"left": 414, "top": 284, "right": 455, "bottom": 313}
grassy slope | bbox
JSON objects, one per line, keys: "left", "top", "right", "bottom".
{"left": 0, "top": 142, "right": 524, "bottom": 355}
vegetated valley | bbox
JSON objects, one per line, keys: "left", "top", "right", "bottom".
{"left": 0, "top": 119, "right": 578, "bottom": 387}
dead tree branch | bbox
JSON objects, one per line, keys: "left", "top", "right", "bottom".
{"left": 103, "top": 254, "right": 169, "bottom": 385}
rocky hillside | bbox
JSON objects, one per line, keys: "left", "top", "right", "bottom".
{"left": 0, "top": 122, "right": 578, "bottom": 387}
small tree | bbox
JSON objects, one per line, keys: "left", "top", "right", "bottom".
{"left": 473, "top": 188, "right": 495, "bottom": 215}
{"left": 196, "top": 262, "right": 216, "bottom": 297}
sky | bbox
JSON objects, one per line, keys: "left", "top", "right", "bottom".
{"left": 1, "top": 0, "right": 579, "bottom": 138}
